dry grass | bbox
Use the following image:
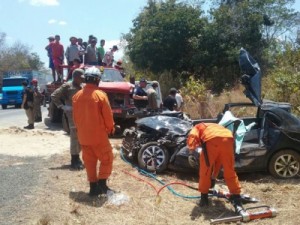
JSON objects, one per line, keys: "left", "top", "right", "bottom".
{"left": 11, "top": 139, "right": 300, "bottom": 225}
{"left": 184, "top": 84, "right": 251, "bottom": 119}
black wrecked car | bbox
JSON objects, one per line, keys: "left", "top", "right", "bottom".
{"left": 122, "top": 49, "right": 300, "bottom": 179}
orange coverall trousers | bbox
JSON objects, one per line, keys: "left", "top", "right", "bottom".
{"left": 199, "top": 137, "right": 241, "bottom": 194}
{"left": 81, "top": 144, "right": 113, "bottom": 182}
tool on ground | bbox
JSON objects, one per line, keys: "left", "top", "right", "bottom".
{"left": 210, "top": 205, "right": 277, "bottom": 224}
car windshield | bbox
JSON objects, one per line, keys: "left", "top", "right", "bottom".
{"left": 3, "top": 78, "right": 27, "bottom": 87}
{"left": 101, "top": 69, "right": 124, "bottom": 82}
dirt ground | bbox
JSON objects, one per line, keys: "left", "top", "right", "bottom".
{"left": 1, "top": 127, "right": 300, "bottom": 225}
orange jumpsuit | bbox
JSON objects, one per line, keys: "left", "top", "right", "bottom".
{"left": 72, "top": 84, "right": 115, "bottom": 182}
{"left": 187, "top": 123, "right": 241, "bottom": 195}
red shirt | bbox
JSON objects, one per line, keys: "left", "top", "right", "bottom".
{"left": 50, "top": 41, "right": 64, "bottom": 59}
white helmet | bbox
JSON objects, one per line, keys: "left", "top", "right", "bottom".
{"left": 84, "top": 66, "right": 101, "bottom": 79}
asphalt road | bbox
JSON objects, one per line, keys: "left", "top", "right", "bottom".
{"left": 0, "top": 105, "right": 58, "bottom": 225}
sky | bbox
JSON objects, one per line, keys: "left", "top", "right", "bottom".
{"left": 0, "top": 0, "right": 300, "bottom": 69}
{"left": 0, "top": 0, "right": 149, "bottom": 67}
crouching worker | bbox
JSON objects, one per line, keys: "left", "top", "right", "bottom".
{"left": 187, "top": 123, "right": 243, "bottom": 213}
{"left": 51, "top": 69, "right": 85, "bottom": 170}
{"left": 72, "top": 67, "right": 115, "bottom": 196}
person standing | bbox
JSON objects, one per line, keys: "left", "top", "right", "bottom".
{"left": 31, "top": 79, "right": 43, "bottom": 122}
{"left": 45, "top": 36, "right": 56, "bottom": 82}
{"left": 175, "top": 90, "right": 184, "bottom": 111}
{"left": 133, "top": 78, "right": 148, "bottom": 110}
{"left": 97, "top": 39, "right": 105, "bottom": 66}
{"left": 51, "top": 69, "right": 85, "bottom": 170}
{"left": 85, "top": 38, "right": 98, "bottom": 65}
{"left": 147, "top": 81, "right": 159, "bottom": 110}
{"left": 102, "top": 45, "right": 118, "bottom": 67}
{"left": 72, "top": 67, "right": 115, "bottom": 196}
{"left": 50, "top": 35, "right": 64, "bottom": 82}
{"left": 187, "top": 123, "right": 243, "bottom": 213}
{"left": 21, "top": 81, "right": 34, "bottom": 129}
{"left": 163, "top": 88, "right": 178, "bottom": 111}
{"left": 77, "top": 38, "right": 85, "bottom": 63}
{"left": 65, "top": 37, "right": 84, "bottom": 69}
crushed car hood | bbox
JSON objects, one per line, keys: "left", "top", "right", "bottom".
{"left": 98, "top": 82, "right": 134, "bottom": 93}
{"left": 239, "top": 48, "right": 262, "bottom": 106}
{"left": 136, "top": 115, "right": 193, "bottom": 136}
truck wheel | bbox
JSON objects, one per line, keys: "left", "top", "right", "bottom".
{"left": 268, "top": 150, "right": 300, "bottom": 179}
{"left": 2, "top": 105, "right": 7, "bottom": 109}
{"left": 138, "top": 142, "right": 169, "bottom": 173}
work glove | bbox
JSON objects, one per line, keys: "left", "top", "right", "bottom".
{"left": 188, "top": 154, "right": 198, "bottom": 168}
{"left": 61, "top": 105, "right": 72, "bottom": 112}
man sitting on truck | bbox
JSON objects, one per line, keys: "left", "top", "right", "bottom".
{"left": 21, "top": 81, "right": 35, "bottom": 129}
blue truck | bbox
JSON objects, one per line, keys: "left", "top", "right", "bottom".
{"left": 0, "top": 70, "right": 47, "bottom": 109}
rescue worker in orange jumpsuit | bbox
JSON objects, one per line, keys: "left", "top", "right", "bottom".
{"left": 72, "top": 67, "right": 115, "bottom": 196}
{"left": 187, "top": 123, "right": 243, "bottom": 213}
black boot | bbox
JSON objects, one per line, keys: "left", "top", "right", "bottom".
{"left": 89, "top": 182, "right": 100, "bottom": 196}
{"left": 71, "top": 155, "right": 84, "bottom": 170}
{"left": 24, "top": 124, "right": 34, "bottom": 129}
{"left": 230, "top": 194, "right": 244, "bottom": 214}
{"left": 196, "top": 193, "right": 209, "bottom": 207}
{"left": 98, "top": 179, "right": 113, "bottom": 195}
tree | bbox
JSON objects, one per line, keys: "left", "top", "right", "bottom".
{"left": 124, "top": 0, "right": 205, "bottom": 73}
{"left": 0, "top": 33, "right": 44, "bottom": 76}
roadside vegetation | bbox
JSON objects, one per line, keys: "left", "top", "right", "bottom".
{"left": 1, "top": 0, "right": 300, "bottom": 116}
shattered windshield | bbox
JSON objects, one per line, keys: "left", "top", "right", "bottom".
{"left": 136, "top": 115, "right": 192, "bottom": 135}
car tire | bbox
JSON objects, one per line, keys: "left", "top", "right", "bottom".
{"left": 268, "top": 150, "right": 300, "bottom": 179}
{"left": 138, "top": 142, "right": 169, "bottom": 173}
{"left": 2, "top": 104, "right": 7, "bottom": 109}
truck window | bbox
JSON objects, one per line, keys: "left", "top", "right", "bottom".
{"left": 3, "top": 78, "right": 27, "bottom": 87}
{"left": 102, "top": 69, "right": 124, "bottom": 82}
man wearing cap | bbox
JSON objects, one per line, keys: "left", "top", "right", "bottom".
{"left": 45, "top": 36, "right": 56, "bottom": 82}
{"left": 133, "top": 78, "right": 148, "bottom": 110}
{"left": 146, "top": 81, "right": 159, "bottom": 110}
{"left": 51, "top": 69, "right": 85, "bottom": 170}
{"left": 102, "top": 45, "right": 118, "bottom": 67}
{"left": 49, "top": 35, "right": 64, "bottom": 82}
{"left": 163, "top": 88, "right": 178, "bottom": 111}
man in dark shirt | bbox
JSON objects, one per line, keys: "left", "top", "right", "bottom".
{"left": 133, "top": 78, "right": 148, "bottom": 109}
{"left": 21, "top": 81, "right": 35, "bottom": 129}
{"left": 163, "top": 88, "right": 178, "bottom": 111}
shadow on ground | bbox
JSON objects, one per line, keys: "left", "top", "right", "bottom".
{"left": 69, "top": 191, "right": 107, "bottom": 207}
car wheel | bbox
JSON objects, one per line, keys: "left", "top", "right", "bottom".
{"left": 138, "top": 142, "right": 169, "bottom": 173}
{"left": 268, "top": 150, "right": 300, "bottom": 179}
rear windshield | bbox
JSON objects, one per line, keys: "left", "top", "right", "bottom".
{"left": 3, "top": 78, "right": 27, "bottom": 87}
{"left": 102, "top": 69, "right": 124, "bottom": 82}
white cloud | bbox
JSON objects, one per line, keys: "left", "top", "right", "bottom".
{"left": 19, "top": 0, "right": 59, "bottom": 6}
{"left": 58, "top": 21, "right": 67, "bottom": 26}
{"left": 48, "top": 19, "right": 57, "bottom": 24}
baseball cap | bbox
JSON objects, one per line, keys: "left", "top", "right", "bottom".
{"left": 169, "top": 87, "right": 177, "bottom": 94}
{"left": 72, "top": 69, "right": 85, "bottom": 79}
{"left": 47, "top": 36, "right": 54, "bottom": 40}
{"left": 140, "top": 78, "right": 147, "bottom": 83}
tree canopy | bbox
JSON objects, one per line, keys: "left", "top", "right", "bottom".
{"left": 123, "top": 0, "right": 299, "bottom": 93}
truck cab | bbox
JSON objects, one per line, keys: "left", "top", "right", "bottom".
{"left": 0, "top": 77, "right": 29, "bottom": 109}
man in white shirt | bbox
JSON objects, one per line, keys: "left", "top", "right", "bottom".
{"left": 175, "top": 90, "right": 184, "bottom": 111}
